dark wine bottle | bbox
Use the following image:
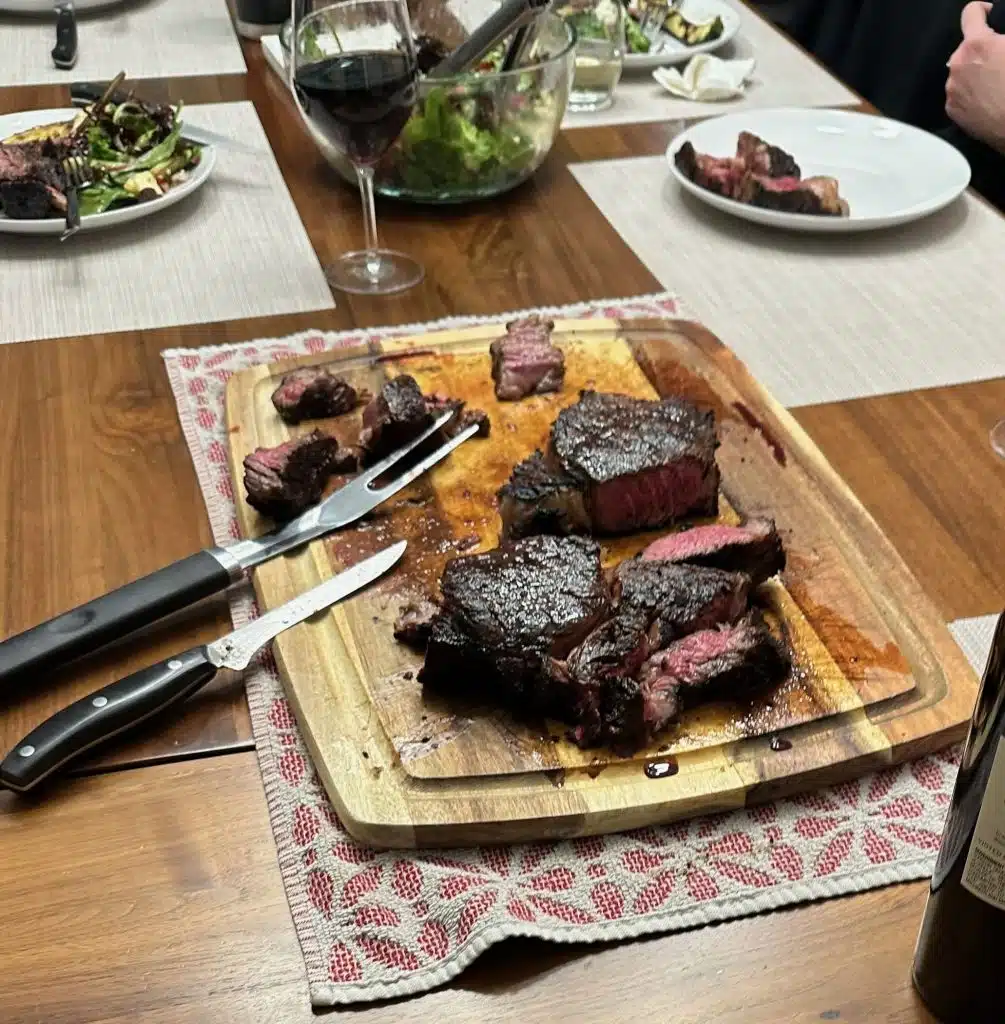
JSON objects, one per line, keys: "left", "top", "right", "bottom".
{"left": 912, "top": 611, "right": 1005, "bottom": 1023}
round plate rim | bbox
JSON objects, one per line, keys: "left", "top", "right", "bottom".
{"left": 623, "top": 1, "right": 740, "bottom": 70}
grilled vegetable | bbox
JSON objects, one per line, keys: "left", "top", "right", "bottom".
{"left": 664, "top": 11, "right": 724, "bottom": 45}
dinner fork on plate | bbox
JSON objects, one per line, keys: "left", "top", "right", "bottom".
{"left": 60, "top": 155, "right": 91, "bottom": 241}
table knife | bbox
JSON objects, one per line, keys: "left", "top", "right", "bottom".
{"left": 69, "top": 81, "right": 261, "bottom": 154}
{"left": 0, "top": 411, "right": 476, "bottom": 691}
{"left": 0, "top": 540, "right": 406, "bottom": 793}
{"left": 52, "top": 0, "right": 78, "bottom": 71}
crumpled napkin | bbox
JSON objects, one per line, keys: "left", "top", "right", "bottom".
{"left": 653, "top": 54, "right": 756, "bottom": 101}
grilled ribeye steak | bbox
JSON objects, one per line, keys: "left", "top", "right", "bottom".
{"left": 642, "top": 518, "right": 785, "bottom": 587}
{"left": 419, "top": 536, "right": 611, "bottom": 711}
{"left": 0, "top": 137, "right": 82, "bottom": 219}
{"left": 497, "top": 450, "right": 589, "bottom": 540}
{"left": 498, "top": 390, "right": 720, "bottom": 539}
{"left": 556, "top": 561, "right": 751, "bottom": 746}
{"left": 358, "top": 374, "right": 433, "bottom": 461}
{"left": 735, "top": 131, "right": 800, "bottom": 178}
{"left": 590, "top": 614, "right": 789, "bottom": 752}
{"left": 675, "top": 133, "right": 849, "bottom": 218}
{"left": 550, "top": 390, "right": 720, "bottom": 534}
{"left": 242, "top": 429, "right": 340, "bottom": 520}
{"left": 271, "top": 367, "right": 361, "bottom": 424}
{"left": 490, "top": 315, "right": 565, "bottom": 401}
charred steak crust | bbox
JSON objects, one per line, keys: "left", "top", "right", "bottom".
{"left": 419, "top": 535, "right": 611, "bottom": 710}
{"left": 548, "top": 390, "right": 720, "bottom": 533}
{"left": 497, "top": 450, "right": 590, "bottom": 541}
{"left": 490, "top": 315, "right": 565, "bottom": 401}
{"left": 242, "top": 429, "right": 339, "bottom": 520}
{"left": 358, "top": 374, "right": 432, "bottom": 461}
{"left": 736, "top": 131, "right": 800, "bottom": 178}
{"left": 271, "top": 367, "right": 360, "bottom": 424}
{"left": 642, "top": 518, "right": 785, "bottom": 587}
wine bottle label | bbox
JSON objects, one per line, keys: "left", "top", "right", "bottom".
{"left": 962, "top": 736, "right": 1005, "bottom": 910}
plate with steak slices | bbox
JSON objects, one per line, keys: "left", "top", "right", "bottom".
{"left": 223, "top": 317, "right": 975, "bottom": 847}
{"left": 668, "top": 108, "right": 970, "bottom": 232}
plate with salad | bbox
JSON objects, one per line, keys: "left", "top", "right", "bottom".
{"left": 0, "top": 97, "right": 214, "bottom": 236}
{"left": 621, "top": 0, "right": 740, "bottom": 70}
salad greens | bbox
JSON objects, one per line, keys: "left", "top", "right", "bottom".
{"left": 78, "top": 100, "right": 203, "bottom": 216}
{"left": 393, "top": 86, "right": 538, "bottom": 194}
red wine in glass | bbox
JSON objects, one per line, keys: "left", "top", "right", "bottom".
{"left": 294, "top": 51, "right": 415, "bottom": 167}
{"left": 292, "top": 0, "right": 424, "bottom": 295}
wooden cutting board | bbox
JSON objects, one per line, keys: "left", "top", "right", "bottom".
{"left": 225, "top": 318, "right": 977, "bottom": 848}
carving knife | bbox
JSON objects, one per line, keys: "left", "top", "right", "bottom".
{"left": 0, "top": 411, "right": 477, "bottom": 691}
{"left": 0, "top": 540, "right": 406, "bottom": 793}
{"left": 52, "top": 0, "right": 78, "bottom": 71}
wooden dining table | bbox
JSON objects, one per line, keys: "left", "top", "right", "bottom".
{"left": 1, "top": 10, "right": 1004, "bottom": 1022}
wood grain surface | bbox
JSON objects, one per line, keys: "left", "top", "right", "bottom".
{"left": 0, "top": 8, "right": 1001, "bottom": 1021}
{"left": 0, "top": 752, "right": 940, "bottom": 1024}
{"left": 224, "top": 317, "right": 977, "bottom": 847}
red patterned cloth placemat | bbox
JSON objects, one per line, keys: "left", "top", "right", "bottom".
{"left": 163, "top": 294, "right": 957, "bottom": 1007}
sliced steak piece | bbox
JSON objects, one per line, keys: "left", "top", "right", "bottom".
{"left": 735, "top": 131, "right": 800, "bottom": 178}
{"left": 419, "top": 535, "right": 611, "bottom": 713}
{"left": 242, "top": 429, "right": 339, "bottom": 520}
{"left": 358, "top": 374, "right": 433, "bottom": 462}
{"left": 557, "top": 561, "right": 750, "bottom": 747}
{"left": 490, "top": 315, "right": 565, "bottom": 401}
{"left": 737, "top": 173, "right": 849, "bottom": 217}
{"left": 639, "top": 613, "right": 790, "bottom": 710}
{"left": 497, "top": 450, "right": 590, "bottom": 541}
{"left": 271, "top": 367, "right": 360, "bottom": 424}
{"left": 642, "top": 518, "right": 785, "bottom": 587}
{"left": 674, "top": 141, "right": 742, "bottom": 198}
{"left": 393, "top": 597, "right": 441, "bottom": 649}
{"left": 549, "top": 390, "right": 720, "bottom": 534}
{"left": 614, "top": 560, "right": 751, "bottom": 645}
{"left": 588, "top": 614, "right": 789, "bottom": 753}
{"left": 425, "top": 391, "right": 491, "bottom": 439}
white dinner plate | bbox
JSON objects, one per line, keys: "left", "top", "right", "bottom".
{"left": 0, "top": 107, "right": 217, "bottom": 236}
{"left": 666, "top": 107, "right": 971, "bottom": 233}
{"left": 624, "top": 0, "right": 739, "bottom": 70}
{"left": 0, "top": 0, "right": 125, "bottom": 11}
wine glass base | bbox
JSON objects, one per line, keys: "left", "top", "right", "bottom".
{"left": 991, "top": 419, "right": 1005, "bottom": 458}
{"left": 324, "top": 249, "right": 424, "bottom": 296}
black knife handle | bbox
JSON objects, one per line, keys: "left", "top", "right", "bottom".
{"left": 71, "top": 81, "right": 132, "bottom": 108}
{"left": 0, "top": 550, "right": 233, "bottom": 691}
{"left": 0, "top": 647, "right": 217, "bottom": 792}
{"left": 51, "top": 8, "right": 78, "bottom": 71}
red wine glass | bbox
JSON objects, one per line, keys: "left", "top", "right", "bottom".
{"left": 292, "top": 0, "right": 424, "bottom": 295}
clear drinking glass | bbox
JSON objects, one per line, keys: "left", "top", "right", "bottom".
{"left": 291, "top": 0, "right": 424, "bottom": 295}
{"left": 992, "top": 419, "right": 1005, "bottom": 458}
{"left": 559, "top": 0, "right": 625, "bottom": 113}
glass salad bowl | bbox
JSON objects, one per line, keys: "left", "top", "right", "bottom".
{"left": 284, "top": 12, "right": 575, "bottom": 204}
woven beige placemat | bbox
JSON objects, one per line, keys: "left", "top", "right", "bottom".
{"left": 0, "top": 0, "right": 246, "bottom": 87}
{"left": 572, "top": 155, "right": 1005, "bottom": 406}
{"left": 950, "top": 614, "right": 998, "bottom": 677}
{"left": 0, "top": 102, "right": 334, "bottom": 346}
{"left": 565, "top": 0, "right": 857, "bottom": 129}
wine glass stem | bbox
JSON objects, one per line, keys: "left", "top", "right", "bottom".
{"left": 356, "top": 165, "right": 382, "bottom": 282}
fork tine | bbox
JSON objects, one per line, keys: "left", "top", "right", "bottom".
{"left": 365, "top": 420, "right": 481, "bottom": 503}
{"left": 354, "top": 408, "right": 457, "bottom": 487}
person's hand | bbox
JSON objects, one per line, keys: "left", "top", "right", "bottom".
{"left": 946, "top": 1, "right": 1005, "bottom": 150}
